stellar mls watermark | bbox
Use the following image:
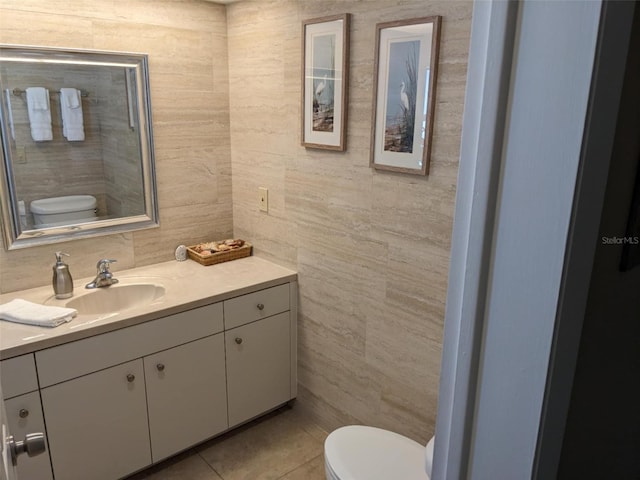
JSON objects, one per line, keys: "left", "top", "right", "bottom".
{"left": 601, "top": 236, "right": 639, "bottom": 245}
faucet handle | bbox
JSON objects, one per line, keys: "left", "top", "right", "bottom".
{"left": 96, "top": 259, "right": 117, "bottom": 272}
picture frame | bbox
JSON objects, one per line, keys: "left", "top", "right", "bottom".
{"left": 370, "top": 16, "right": 442, "bottom": 175}
{"left": 301, "top": 13, "right": 350, "bottom": 151}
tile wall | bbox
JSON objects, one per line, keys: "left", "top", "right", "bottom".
{"left": 0, "top": 0, "right": 233, "bottom": 292}
{"left": 0, "top": 0, "right": 472, "bottom": 443}
{"left": 226, "top": 0, "right": 471, "bottom": 442}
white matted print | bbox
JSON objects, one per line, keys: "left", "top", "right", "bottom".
{"left": 302, "top": 14, "right": 350, "bottom": 151}
{"left": 370, "top": 16, "right": 441, "bottom": 175}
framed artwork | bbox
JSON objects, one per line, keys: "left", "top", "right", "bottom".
{"left": 301, "top": 14, "right": 350, "bottom": 151}
{"left": 370, "top": 16, "right": 441, "bottom": 175}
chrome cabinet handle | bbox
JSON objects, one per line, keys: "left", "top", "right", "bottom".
{"left": 18, "top": 409, "right": 29, "bottom": 419}
{"left": 126, "top": 373, "right": 135, "bottom": 383}
{"left": 8, "top": 433, "right": 46, "bottom": 466}
{"left": 235, "top": 337, "right": 243, "bottom": 344}
{"left": 257, "top": 303, "right": 265, "bottom": 310}
{"left": 156, "top": 363, "right": 165, "bottom": 372}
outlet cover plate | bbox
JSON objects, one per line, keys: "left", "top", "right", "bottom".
{"left": 258, "top": 187, "right": 268, "bottom": 212}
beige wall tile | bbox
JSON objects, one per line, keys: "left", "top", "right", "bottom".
{"left": 227, "top": 0, "right": 472, "bottom": 443}
{"left": 0, "top": 233, "right": 135, "bottom": 293}
{"left": 0, "top": 0, "right": 232, "bottom": 291}
{"left": 0, "top": 0, "right": 472, "bottom": 448}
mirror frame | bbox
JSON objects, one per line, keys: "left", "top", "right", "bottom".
{"left": 0, "top": 44, "right": 159, "bottom": 250}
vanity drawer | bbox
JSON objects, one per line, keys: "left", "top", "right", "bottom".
{"left": 223, "top": 283, "right": 290, "bottom": 330}
{"left": 1, "top": 354, "right": 38, "bottom": 399}
{"left": 36, "top": 302, "right": 224, "bottom": 387}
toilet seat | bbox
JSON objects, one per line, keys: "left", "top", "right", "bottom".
{"left": 324, "top": 426, "right": 430, "bottom": 480}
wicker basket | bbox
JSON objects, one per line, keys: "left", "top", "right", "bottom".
{"left": 186, "top": 242, "right": 252, "bottom": 266}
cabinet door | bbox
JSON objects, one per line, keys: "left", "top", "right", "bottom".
{"left": 144, "top": 334, "right": 228, "bottom": 462}
{"left": 226, "top": 312, "right": 291, "bottom": 427}
{"left": 41, "top": 359, "right": 151, "bottom": 480}
{"left": 4, "top": 392, "right": 53, "bottom": 480}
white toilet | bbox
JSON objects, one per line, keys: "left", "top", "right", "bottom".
{"left": 30, "top": 195, "right": 97, "bottom": 228}
{"left": 324, "top": 426, "right": 435, "bottom": 480}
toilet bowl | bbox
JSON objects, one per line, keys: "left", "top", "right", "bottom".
{"left": 30, "top": 195, "right": 97, "bottom": 228}
{"left": 324, "top": 426, "right": 434, "bottom": 480}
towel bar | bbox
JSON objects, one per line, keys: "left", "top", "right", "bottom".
{"left": 11, "top": 88, "right": 89, "bottom": 97}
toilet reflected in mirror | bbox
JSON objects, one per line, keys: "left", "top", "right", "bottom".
{"left": 0, "top": 44, "right": 159, "bottom": 250}
{"left": 29, "top": 195, "right": 97, "bottom": 230}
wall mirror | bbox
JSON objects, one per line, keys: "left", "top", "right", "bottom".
{"left": 0, "top": 45, "right": 159, "bottom": 250}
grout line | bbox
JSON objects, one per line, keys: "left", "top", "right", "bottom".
{"left": 148, "top": 408, "right": 327, "bottom": 480}
{"left": 275, "top": 453, "right": 324, "bottom": 480}
{"left": 197, "top": 450, "right": 226, "bottom": 480}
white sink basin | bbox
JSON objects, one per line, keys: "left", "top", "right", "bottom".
{"left": 65, "top": 284, "right": 165, "bottom": 315}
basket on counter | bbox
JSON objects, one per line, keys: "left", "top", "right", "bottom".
{"left": 186, "top": 239, "right": 252, "bottom": 266}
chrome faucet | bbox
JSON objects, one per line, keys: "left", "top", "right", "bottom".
{"left": 85, "top": 259, "right": 119, "bottom": 289}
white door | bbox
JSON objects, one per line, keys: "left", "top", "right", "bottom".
{"left": 1, "top": 383, "right": 19, "bottom": 480}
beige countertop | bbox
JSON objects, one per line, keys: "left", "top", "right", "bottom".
{"left": 0, "top": 256, "right": 297, "bottom": 360}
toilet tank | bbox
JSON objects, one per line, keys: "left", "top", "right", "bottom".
{"left": 30, "top": 195, "right": 97, "bottom": 228}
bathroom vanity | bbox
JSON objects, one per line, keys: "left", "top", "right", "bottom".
{"left": 0, "top": 256, "right": 297, "bottom": 480}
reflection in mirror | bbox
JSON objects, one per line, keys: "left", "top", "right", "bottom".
{"left": 0, "top": 45, "right": 159, "bottom": 250}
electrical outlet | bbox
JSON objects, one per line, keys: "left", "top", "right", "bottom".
{"left": 258, "top": 187, "right": 269, "bottom": 213}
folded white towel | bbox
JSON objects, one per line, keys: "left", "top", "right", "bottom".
{"left": 59, "top": 88, "right": 85, "bottom": 141}
{"left": 26, "top": 87, "right": 49, "bottom": 110}
{"left": 61, "top": 88, "right": 80, "bottom": 108}
{"left": 0, "top": 299, "right": 77, "bottom": 328}
{"left": 25, "top": 87, "right": 53, "bottom": 142}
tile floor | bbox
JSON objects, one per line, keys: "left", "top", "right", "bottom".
{"left": 128, "top": 405, "right": 328, "bottom": 480}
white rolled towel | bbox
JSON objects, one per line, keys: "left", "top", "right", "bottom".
{"left": 59, "top": 87, "right": 85, "bottom": 141}
{"left": 25, "top": 87, "right": 53, "bottom": 142}
{"left": 0, "top": 299, "right": 77, "bottom": 327}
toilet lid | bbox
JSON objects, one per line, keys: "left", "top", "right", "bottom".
{"left": 324, "top": 426, "right": 429, "bottom": 480}
{"left": 30, "top": 195, "right": 97, "bottom": 214}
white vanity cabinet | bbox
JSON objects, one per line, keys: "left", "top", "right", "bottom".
{"left": 36, "top": 302, "right": 225, "bottom": 479}
{"left": 41, "top": 360, "right": 151, "bottom": 480}
{"left": 0, "top": 354, "right": 54, "bottom": 480}
{"left": 3, "top": 277, "right": 298, "bottom": 480}
{"left": 224, "top": 283, "right": 294, "bottom": 426}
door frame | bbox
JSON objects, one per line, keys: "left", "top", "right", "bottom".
{"left": 433, "top": 0, "right": 634, "bottom": 478}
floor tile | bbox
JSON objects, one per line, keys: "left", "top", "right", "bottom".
{"left": 279, "top": 455, "right": 326, "bottom": 480}
{"left": 128, "top": 450, "right": 223, "bottom": 480}
{"left": 287, "top": 407, "right": 329, "bottom": 444}
{"left": 198, "top": 406, "right": 325, "bottom": 480}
